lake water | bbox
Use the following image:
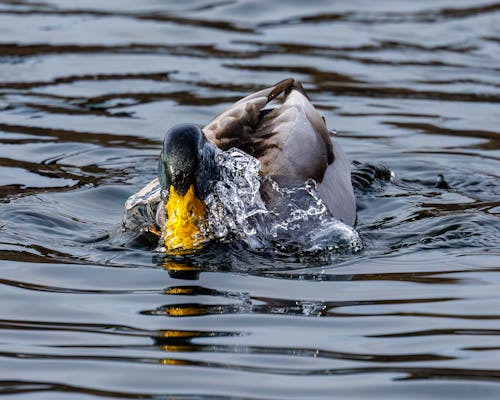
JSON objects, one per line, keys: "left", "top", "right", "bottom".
{"left": 0, "top": 1, "right": 499, "bottom": 399}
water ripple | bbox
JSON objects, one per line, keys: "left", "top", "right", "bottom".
{"left": 0, "top": 0, "right": 499, "bottom": 398}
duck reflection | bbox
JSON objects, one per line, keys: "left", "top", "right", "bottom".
{"left": 144, "top": 257, "right": 329, "bottom": 319}
{"left": 154, "top": 330, "right": 207, "bottom": 366}
{"left": 145, "top": 257, "right": 460, "bottom": 375}
{"left": 155, "top": 329, "right": 204, "bottom": 354}
{"left": 153, "top": 328, "right": 244, "bottom": 367}
{"left": 162, "top": 259, "right": 200, "bottom": 281}
{"left": 153, "top": 242, "right": 236, "bottom": 281}
{"left": 148, "top": 256, "right": 459, "bottom": 322}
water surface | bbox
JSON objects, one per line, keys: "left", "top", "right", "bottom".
{"left": 0, "top": 0, "right": 499, "bottom": 399}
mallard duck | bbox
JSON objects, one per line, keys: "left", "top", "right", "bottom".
{"left": 124, "top": 78, "right": 356, "bottom": 251}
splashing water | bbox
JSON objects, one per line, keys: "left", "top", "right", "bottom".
{"left": 202, "top": 148, "right": 268, "bottom": 247}
{"left": 202, "top": 148, "right": 362, "bottom": 255}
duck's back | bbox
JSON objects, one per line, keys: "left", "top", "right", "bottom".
{"left": 203, "top": 78, "right": 356, "bottom": 226}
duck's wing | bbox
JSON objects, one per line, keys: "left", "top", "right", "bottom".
{"left": 203, "top": 78, "right": 356, "bottom": 226}
{"left": 203, "top": 78, "right": 332, "bottom": 180}
{"left": 203, "top": 78, "right": 303, "bottom": 150}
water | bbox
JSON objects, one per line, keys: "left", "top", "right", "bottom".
{"left": 0, "top": 0, "right": 499, "bottom": 398}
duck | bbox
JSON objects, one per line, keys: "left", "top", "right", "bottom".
{"left": 124, "top": 78, "right": 356, "bottom": 252}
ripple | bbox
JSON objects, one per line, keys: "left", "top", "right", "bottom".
{"left": 0, "top": 0, "right": 499, "bottom": 399}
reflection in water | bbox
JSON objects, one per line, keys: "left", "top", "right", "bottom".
{"left": 0, "top": 0, "right": 499, "bottom": 399}
{"left": 162, "top": 260, "right": 201, "bottom": 281}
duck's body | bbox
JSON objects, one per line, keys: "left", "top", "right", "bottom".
{"left": 124, "top": 78, "right": 356, "bottom": 251}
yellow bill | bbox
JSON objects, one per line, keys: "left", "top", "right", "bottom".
{"left": 162, "top": 184, "right": 207, "bottom": 252}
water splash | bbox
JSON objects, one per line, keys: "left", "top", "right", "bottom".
{"left": 203, "top": 148, "right": 268, "bottom": 247}
{"left": 202, "top": 148, "right": 362, "bottom": 255}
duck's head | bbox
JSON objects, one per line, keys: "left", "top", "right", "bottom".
{"left": 158, "top": 124, "right": 217, "bottom": 252}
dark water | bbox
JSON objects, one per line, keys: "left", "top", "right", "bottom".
{"left": 1, "top": 0, "right": 500, "bottom": 398}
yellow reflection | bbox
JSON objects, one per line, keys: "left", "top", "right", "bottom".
{"left": 160, "top": 330, "right": 201, "bottom": 339}
{"left": 159, "top": 358, "right": 189, "bottom": 365}
{"left": 157, "top": 330, "right": 201, "bottom": 353}
{"left": 160, "top": 345, "right": 194, "bottom": 353}
{"left": 166, "top": 305, "right": 206, "bottom": 317}
{"left": 165, "top": 287, "right": 195, "bottom": 295}
{"left": 162, "top": 261, "right": 198, "bottom": 272}
{"left": 161, "top": 259, "right": 201, "bottom": 281}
